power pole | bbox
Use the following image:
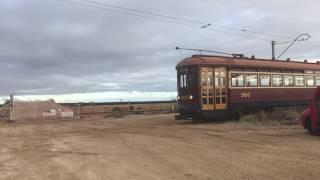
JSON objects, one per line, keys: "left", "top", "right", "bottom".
{"left": 271, "top": 41, "right": 276, "bottom": 60}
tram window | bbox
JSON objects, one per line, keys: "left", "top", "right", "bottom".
{"left": 231, "top": 73, "right": 244, "bottom": 87}
{"left": 216, "top": 97, "right": 221, "bottom": 104}
{"left": 295, "top": 76, "right": 304, "bottom": 87}
{"left": 180, "top": 74, "right": 184, "bottom": 88}
{"left": 284, "top": 75, "right": 294, "bottom": 87}
{"left": 201, "top": 72, "right": 207, "bottom": 87}
{"left": 202, "top": 88, "right": 207, "bottom": 96}
{"left": 183, "top": 74, "right": 187, "bottom": 88}
{"left": 203, "top": 98, "right": 207, "bottom": 104}
{"left": 220, "top": 77, "right": 225, "bottom": 87}
{"left": 215, "top": 72, "right": 219, "bottom": 87}
{"left": 246, "top": 74, "right": 258, "bottom": 87}
{"left": 220, "top": 72, "right": 226, "bottom": 87}
{"left": 259, "top": 74, "right": 271, "bottom": 87}
{"left": 305, "top": 70, "right": 314, "bottom": 74}
{"left": 306, "top": 76, "right": 315, "bottom": 87}
{"left": 208, "top": 87, "right": 213, "bottom": 96}
{"left": 216, "top": 90, "right": 221, "bottom": 96}
{"left": 316, "top": 77, "right": 320, "bottom": 86}
{"left": 208, "top": 72, "right": 213, "bottom": 87}
{"left": 222, "top": 89, "right": 226, "bottom": 96}
{"left": 222, "top": 97, "right": 227, "bottom": 104}
{"left": 272, "top": 75, "right": 283, "bottom": 87}
{"left": 179, "top": 74, "right": 190, "bottom": 88}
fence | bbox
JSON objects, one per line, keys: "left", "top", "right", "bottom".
{"left": 70, "top": 102, "right": 176, "bottom": 119}
{"left": 0, "top": 106, "right": 9, "bottom": 121}
{"left": 0, "top": 100, "right": 74, "bottom": 121}
{"left": 0, "top": 100, "right": 176, "bottom": 121}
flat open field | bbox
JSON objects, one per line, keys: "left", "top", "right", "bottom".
{"left": 1, "top": 114, "right": 320, "bottom": 180}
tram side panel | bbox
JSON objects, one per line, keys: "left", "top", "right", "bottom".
{"left": 228, "top": 88, "right": 313, "bottom": 111}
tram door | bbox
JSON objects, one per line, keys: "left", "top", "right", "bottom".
{"left": 201, "top": 67, "right": 227, "bottom": 110}
{"left": 201, "top": 67, "right": 214, "bottom": 110}
{"left": 214, "top": 68, "right": 227, "bottom": 109}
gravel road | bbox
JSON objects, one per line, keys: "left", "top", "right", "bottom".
{"left": 0, "top": 114, "right": 319, "bottom": 180}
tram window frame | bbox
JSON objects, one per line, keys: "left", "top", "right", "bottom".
{"left": 231, "top": 73, "right": 244, "bottom": 87}
{"left": 272, "top": 74, "right": 283, "bottom": 87}
{"left": 306, "top": 76, "right": 315, "bottom": 87}
{"left": 295, "top": 75, "right": 305, "bottom": 87}
{"left": 283, "top": 75, "right": 294, "bottom": 87}
{"left": 259, "top": 74, "right": 271, "bottom": 87}
{"left": 316, "top": 76, "right": 320, "bottom": 86}
{"left": 245, "top": 74, "right": 258, "bottom": 87}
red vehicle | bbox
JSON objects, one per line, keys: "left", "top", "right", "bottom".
{"left": 301, "top": 87, "right": 320, "bottom": 135}
{"left": 176, "top": 55, "right": 320, "bottom": 120}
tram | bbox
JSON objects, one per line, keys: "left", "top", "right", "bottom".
{"left": 176, "top": 55, "right": 320, "bottom": 120}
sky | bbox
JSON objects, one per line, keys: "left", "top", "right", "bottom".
{"left": 1, "top": 0, "right": 320, "bottom": 103}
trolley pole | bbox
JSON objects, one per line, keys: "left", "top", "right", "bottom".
{"left": 271, "top": 41, "right": 276, "bottom": 60}
{"left": 271, "top": 34, "right": 311, "bottom": 60}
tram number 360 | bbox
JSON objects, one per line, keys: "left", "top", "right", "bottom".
{"left": 241, "top": 92, "right": 251, "bottom": 98}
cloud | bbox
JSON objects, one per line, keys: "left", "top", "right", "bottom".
{"left": 0, "top": 0, "right": 320, "bottom": 101}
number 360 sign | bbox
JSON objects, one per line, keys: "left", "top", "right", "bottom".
{"left": 241, "top": 92, "right": 251, "bottom": 98}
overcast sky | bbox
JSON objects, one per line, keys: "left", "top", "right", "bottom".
{"left": 1, "top": 0, "right": 320, "bottom": 102}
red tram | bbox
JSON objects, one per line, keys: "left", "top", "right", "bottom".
{"left": 176, "top": 55, "right": 320, "bottom": 120}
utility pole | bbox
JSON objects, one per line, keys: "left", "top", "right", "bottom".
{"left": 271, "top": 41, "right": 276, "bottom": 60}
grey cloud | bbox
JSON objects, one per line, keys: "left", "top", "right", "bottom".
{"left": 0, "top": 0, "right": 320, "bottom": 96}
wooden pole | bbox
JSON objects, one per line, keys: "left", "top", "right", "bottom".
{"left": 9, "top": 94, "right": 14, "bottom": 121}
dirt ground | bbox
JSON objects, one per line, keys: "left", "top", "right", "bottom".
{"left": 1, "top": 114, "right": 320, "bottom": 180}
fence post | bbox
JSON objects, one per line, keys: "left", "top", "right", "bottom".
{"left": 77, "top": 104, "right": 81, "bottom": 120}
{"left": 9, "top": 94, "right": 14, "bottom": 121}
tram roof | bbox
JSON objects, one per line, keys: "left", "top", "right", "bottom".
{"left": 176, "top": 55, "right": 320, "bottom": 71}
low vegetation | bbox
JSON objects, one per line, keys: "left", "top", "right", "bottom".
{"left": 239, "top": 109, "right": 303, "bottom": 124}
{"left": 111, "top": 107, "right": 125, "bottom": 118}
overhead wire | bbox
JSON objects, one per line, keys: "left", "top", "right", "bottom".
{"left": 79, "top": 0, "right": 285, "bottom": 40}
{"left": 54, "top": 0, "right": 280, "bottom": 43}
{"left": 79, "top": 0, "right": 310, "bottom": 42}
{"left": 80, "top": 0, "right": 204, "bottom": 25}
{"left": 53, "top": 0, "right": 320, "bottom": 47}
{"left": 55, "top": 0, "right": 201, "bottom": 28}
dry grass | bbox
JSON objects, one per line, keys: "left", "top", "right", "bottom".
{"left": 239, "top": 109, "right": 302, "bottom": 124}
{"left": 110, "top": 107, "right": 125, "bottom": 118}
